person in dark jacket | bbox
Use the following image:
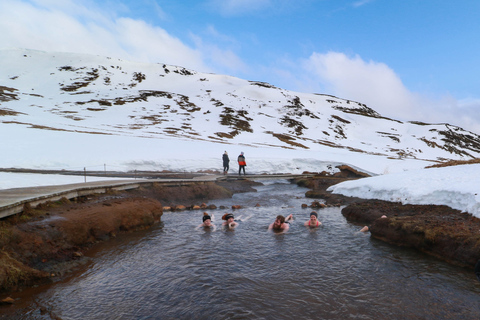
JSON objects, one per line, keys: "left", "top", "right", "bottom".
{"left": 237, "top": 152, "right": 246, "bottom": 175}
{"left": 222, "top": 151, "right": 230, "bottom": 175}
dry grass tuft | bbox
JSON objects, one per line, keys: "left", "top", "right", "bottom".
{"left": 426, "top": 158, "right": 480, "bottom": 168}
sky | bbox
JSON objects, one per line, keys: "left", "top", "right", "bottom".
{"left": 1, "top": 0, "right": 480, "bottom": 134}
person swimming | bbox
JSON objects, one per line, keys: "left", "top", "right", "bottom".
{"left": 269, "top": 214, "right": 293, "bottom": 233}
{"left": 360, "top": 215, "right": 387, "bottom": 232}
{"left": 196, "top": 212, "right": 216, "bottom": 231}
{"left": 304, "top": 211, "right": 322, "bottom": 228}
{"left": 222, "top": 213, "right": 238, "bottom": 228}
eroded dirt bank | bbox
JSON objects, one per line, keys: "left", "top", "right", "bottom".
{"left": 0, "top": 180, "right": 255, "bottom": 296}
{"left": 0, "top": 197, "right": 163, "bottom": 295}
{"left": 299, "top": 168, "right": 480, "bottom": 269}
{"left": 342, "top": 201, "right": 480, "bottom": 268}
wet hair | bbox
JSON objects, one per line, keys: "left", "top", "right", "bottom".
{"left": 202, "top": 212, "right": 211, "bottom": 222}
{"left": 276, "top": 215, "right": 285, "bottom": 223}
{"left": 310, "top": 211, "right": 318, "bottom": 218}
{"left": 222, "top": 213, "right": 234, "bottom": 221}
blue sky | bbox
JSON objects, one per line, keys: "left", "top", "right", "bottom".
{"left": 1, "top": 0, "right": 480, "bottom": 133}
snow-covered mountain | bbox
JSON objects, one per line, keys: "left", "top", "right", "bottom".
{"left": 1, "top": 49, "right": 479, "bottom": 175}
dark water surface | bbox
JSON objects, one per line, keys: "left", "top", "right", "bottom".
{"left": 4, "top": 180, "right": 480, "bottom": 319}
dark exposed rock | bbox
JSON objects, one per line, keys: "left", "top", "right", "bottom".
{"left": 342, "top": 200, "right": 480, "bottom": 268}
{"left": 299, "top": 172, "right": 480, "bottom": 269}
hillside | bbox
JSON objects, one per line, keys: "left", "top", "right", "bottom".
{"left": 1, "top": 49, "right": 480, "bottom": 175}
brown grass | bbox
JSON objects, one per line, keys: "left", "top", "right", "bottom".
{"left": 426, "top": 158, "right": 480, "bottom": 168}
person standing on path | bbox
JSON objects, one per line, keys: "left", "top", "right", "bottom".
{"left": 222, "top": 151, "right": 230, "bottom": 175}
{"left": 237, "top": 152, "right": 246, "bottom": 175}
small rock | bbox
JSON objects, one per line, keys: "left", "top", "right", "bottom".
{"left": 0, "top": 297, "right": 15, "bottom": 305}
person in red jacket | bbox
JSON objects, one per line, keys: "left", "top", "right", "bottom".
{"left": 237, "top": 152, "right": 246, "bottom": 175}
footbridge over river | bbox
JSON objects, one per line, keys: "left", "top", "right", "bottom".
{"left": 0, "top": 173, "right": 314, "bottom": 219}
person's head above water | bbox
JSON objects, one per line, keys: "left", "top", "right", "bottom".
{"left": 222, "top": 213, "right": 238, "bottom": 228}
{"left": 305, "top": 211, "right": 321, "bottom": 227}
{"left": 202, "top": 212, "right": 212, "bottom": 226}
{"left": 222, "top": 213, "right": 235, "bottom": 222}
{"left": 203, "top": 212, "right": 211, "bottom": 222}
{"left": 270, "top": 214, "right": 293, "bottom": 232}
{"left": 272, "top": 215, "right": 285, "bottom": 229}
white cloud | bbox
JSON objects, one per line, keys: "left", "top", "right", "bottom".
{"left": 299, "top": 51, "right": 480, "bottom": 133}
{"left": 0, "top": 0, "right": 208, "bottom": 71}
{"left": 303, "top": 52, "right": 417, "bottom": 116}
{"left": 190, "top": 32, "right": 248, "bottom": 74}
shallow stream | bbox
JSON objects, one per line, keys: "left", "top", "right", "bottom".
{"left": 4, "top": 179, "right": 480, "bottom": 319}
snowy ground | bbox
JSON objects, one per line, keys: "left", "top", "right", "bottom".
{"left": 328, "top": 163, "right": 480, "bottom": 218}
{"left": 0, "top": 172, "right": 134, "bottom": 190}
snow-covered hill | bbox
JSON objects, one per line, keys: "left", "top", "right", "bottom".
{"left": 1, "top": 48, "right": 480, "bottom": 175}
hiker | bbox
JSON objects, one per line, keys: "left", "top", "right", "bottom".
{"left": 222, "top": 151, "right": 230, "bottom": 175}
{"left": 238, "top": 152, "right": 246, "bottom": 175}
{"left": 269, "top": 214, "right": 293, "bottom": 233}
{"left": 304, "top": 211, "right": 322, "bottom": 227}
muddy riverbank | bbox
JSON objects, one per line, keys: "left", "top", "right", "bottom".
{"left": 341, "top": 201, "right": 480, "bottom": 268}
{"left": 299, "top": 170, "right": 480, "bottom": 270}
{"left": 0, "top": 179, "right": 261, "bottom": 297}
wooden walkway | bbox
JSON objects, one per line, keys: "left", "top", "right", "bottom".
{"left": 0, "top": 173, "right": 312, "bottom": 219}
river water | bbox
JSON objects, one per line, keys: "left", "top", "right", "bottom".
{"left": 4, "top": 179, "right": 480, "bottom": 319}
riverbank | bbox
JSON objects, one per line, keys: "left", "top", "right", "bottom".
{"left": 341, "top": 200, "right": 480, "bottom": 267}
{"left": 0, "top": 179, "right": 261, "bottom": 297}
{"left": 299, "top": 169, "right": 480, "bottom": 270}
{"left": 0, "top": 196, "right": 163, "bottom": 296}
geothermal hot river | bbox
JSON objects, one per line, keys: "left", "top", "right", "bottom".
{"left": 5, "top": 179, "right": 480, "bottom": 319}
